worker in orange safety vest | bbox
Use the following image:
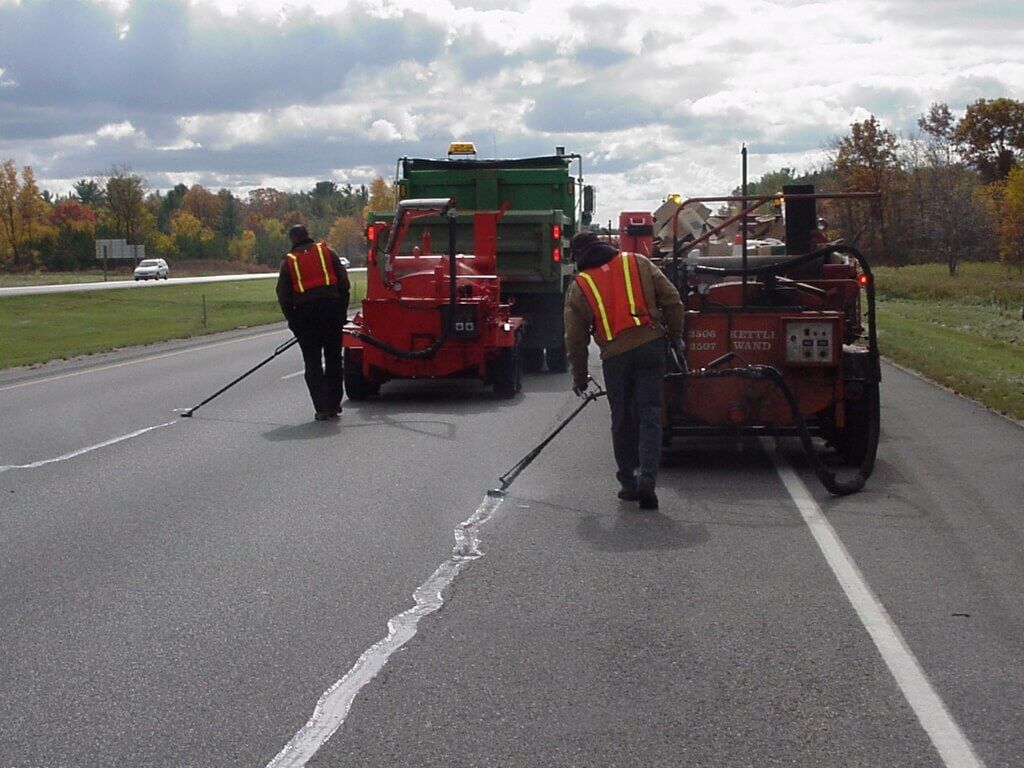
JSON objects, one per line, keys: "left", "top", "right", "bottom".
{"left": 563, "top": 232, "right": 684, "bottom": 509}
{"left": 276, "top": 225, "right": 350, "bottom": 421}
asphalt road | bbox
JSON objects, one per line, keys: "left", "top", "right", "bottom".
{"left": 1, "top": 330, "right": 1021, "bottom": 767}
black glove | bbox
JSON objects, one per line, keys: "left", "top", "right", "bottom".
{"left": 572, "top": 376, "right": 590, "bottom": 397}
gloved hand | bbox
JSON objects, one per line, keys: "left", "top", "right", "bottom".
{"left": 672, "top": 337, "right": 687, "bottom": 359}
{"left": 572, "top": 376, "right": 591, "bottom": 397}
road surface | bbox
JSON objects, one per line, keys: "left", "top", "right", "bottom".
{"left": 1, "top": 328, "right": 1021, "bottom": 767}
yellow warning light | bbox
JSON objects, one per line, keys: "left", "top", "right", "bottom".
{"left": 448, "top": 141, "right": 477, "bottom": 156}
{"left": 667, "top": 193, "right": 682, "bottom": 203}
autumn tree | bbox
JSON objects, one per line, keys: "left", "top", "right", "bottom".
{"left": 227, "top": 230, "right": 257, "bottom": 263}
{"left": 328, "top": 214, "right": 366, "bottom": 265}
{"left": 104, "top": 168, "right": 149, "bottom": 244}
{"left": 0, "top": 159, "right": 24, "bottom": 266}
{"left": 18, "top": 165, "right": 48, "bottom": 255}
{"left": 48, "top": 199, "right": 97, "bottom": 270}
{"left": 915, "top": 102, "right": 992, "bottom": 275}
{"left": 248, "top": 187, "right": 287, "bottom": 219}
{"left": 362, "top": 177, "right": 397, "bottom": 218}
{"left": 954, "top": 97, "right": 1024, "bottom": 182}
{"left": 831, "top": 116, "right": 904, "bottom": 263}
{"left": 181, "top": 185, "right": 222, "bottom": 229}
{"left": 985, "top": 166, "right": 1024, "bottom": 272}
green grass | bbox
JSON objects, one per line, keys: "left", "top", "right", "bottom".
{"left": 872, "top": 263, "right": 1024, "bottom": 421}
{"left": 874, "top": 261, "right": 1024, "bottom": 307}
{"left": 0, "top": 274, "right": 366, "bottom": 369}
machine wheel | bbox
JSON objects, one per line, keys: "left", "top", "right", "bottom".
{"left": 343, "top": 349, "right": 378, "bottom": 400}
{"left": 492, "top": 342, "right": 523, "bottom": 399}
{"left": 833, "top": 378, "right": 879, "bottom": 465}
{"left": 546, "top": 344, "right": 568, "bottom": 373}
{"left": 522, "top": 348, "right": 544, "bottom": 373}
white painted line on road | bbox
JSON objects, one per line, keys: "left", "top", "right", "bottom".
{"left": 0, "top": 421, "right": 176, "bottom": 473}
{"left": 266, "top": 493, "right": 504, "bottom": 768}
{"left": 770, "top": 449, "right": 985, "bottom": 768}
{"left": 282, "top": 369, "right": 305, "bottom": 380}
{"left": 0, "top": 329, "right": 290, "bottom": 393}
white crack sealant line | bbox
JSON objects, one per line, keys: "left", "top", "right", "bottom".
{"left": 281, "top": 369, "right": 305, "bottom": 380}
{"left": 266, "top": 493, "right": 504, "bottom": 768}
{"left": 0, "top": 421, "right": 176, "bottom": 473}
{"left": 769, "top": 445, "right": 985, "bottom": 768}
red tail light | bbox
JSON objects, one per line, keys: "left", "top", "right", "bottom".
{"left": 366, "top": 225, "right": 376, "bottom": 243}
{"left": 857, "top": 273, "right": 870, "bottom": 287}
{"left": 552, "top": 247, "right": 561, "bottom": 263}
{"left": 552, "top": 224, "right": 562, "bottom": 240}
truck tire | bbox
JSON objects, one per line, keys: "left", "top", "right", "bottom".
{"left": 833, "top": 379, "right": 879, "bottom": 465}
{"left": 343, "top": 348, "right": 378, "bottom": 400}
{"left": 492, "top": 343, "right": 522, "bottom": 399}
{"left": 830, "top": 350, "right": 880, "bottom": 466}
{"left": 522, "top": 348, "right": 544, "bottom": 373}
{"left": 546, "top": 344, "right": 568, "bottom": 373}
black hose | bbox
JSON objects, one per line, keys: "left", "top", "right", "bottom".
{"left": 689, "top": 242, "right": 881, "bottom": 382}
{"left": 348, "top": 209, "right": 460, "bottom": 360}
{"left": 670, "top": 243, "right": 881, "bottom": 494}
{"left": 667, "top": 361, "right": 879, "bottom": 495}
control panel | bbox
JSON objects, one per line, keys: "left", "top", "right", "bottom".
{"left": 785, "top": 320, "right": 836, "bottom": 365}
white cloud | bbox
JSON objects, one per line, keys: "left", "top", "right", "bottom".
{"left": 2, "top": 0, "right": 1022, "bottom": 225}
{"left": 367, "top": 118, "right": 402, "bottom": 142}
{"left": 96, "top": 120, "right": 137, "bottom": 140}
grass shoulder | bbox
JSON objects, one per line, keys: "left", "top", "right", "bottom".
{"left": 873, "top": 263, "right": 1023, "bottom": 421}
{"left": 1, "top": 274, "right": 366, "bottom": 370}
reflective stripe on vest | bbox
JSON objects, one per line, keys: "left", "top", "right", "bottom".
{"left": 575, "top": 252, "right": 652, "bottom": 342}
{"left": 286, "top": 242, "right": 335, "bottom": 294}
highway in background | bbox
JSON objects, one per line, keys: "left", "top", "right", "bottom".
{"left": 0, "top": 268, "right": 367, "bottom": 297}
{"left": 1, "top": 329, "right": 1021, "bottom": 767}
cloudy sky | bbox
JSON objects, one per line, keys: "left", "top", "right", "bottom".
{"left": 1, "top": 0, "right": 1022, "bottom": 222}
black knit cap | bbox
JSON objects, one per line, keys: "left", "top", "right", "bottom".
{"left": 571, "top": 231, "right": 619, "bottom": 269}
{"left": 570, "top": 231, "right": 600, "bottom": 260}
{"left": 288, "top": 224, "right": 310, "bottom": 245}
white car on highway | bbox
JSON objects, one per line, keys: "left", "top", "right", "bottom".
{"left": 134, "top": 259, "right": 169, "bottom": 280}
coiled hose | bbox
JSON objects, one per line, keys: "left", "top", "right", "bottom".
{"left": 673, "top": 242, "right": 881, "bottom": 495}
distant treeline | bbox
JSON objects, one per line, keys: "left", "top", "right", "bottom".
{"left": 735, "top": 98, "right": 1024, "bottom": 275}
{"left": 0, "top": 166, "right": 397, "bottom": 272}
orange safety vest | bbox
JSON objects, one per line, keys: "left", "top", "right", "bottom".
{"left": 286, "top": 242, "right": 337, "bottom": 294}
{"left": 575, "top": 252, "right": 654, "bottom": 342}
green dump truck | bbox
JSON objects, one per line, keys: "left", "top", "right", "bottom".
{"left": 370, "top": 145, "right": 594, "bottom": 372}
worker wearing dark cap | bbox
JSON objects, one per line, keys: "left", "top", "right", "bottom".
{"left": 564, "top": 232, "right": 684, "bottom": 509}
{"left": 277, "top": 224, "right": 350, "bottom": 421}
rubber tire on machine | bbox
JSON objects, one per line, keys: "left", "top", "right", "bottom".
{"left": 521, "top": 348, "right": 544, "bottom": 373}
{"left": 343, "top": 348, "right": 379, "bottom": 400}
{"left": 833, "top": 378, "right": 879, "bottom": 466}
{"left": 545, "top": 344, "right": 568, "bottom": 373}
{"left": 492, "top": 341, "right": 523, "bottom": 399}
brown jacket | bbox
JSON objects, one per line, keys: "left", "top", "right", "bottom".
{"left": 564, "top": 252, "right": 684, "bottom": 381}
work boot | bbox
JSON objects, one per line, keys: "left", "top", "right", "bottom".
{"left": 314, "top": 412, "right": 332, "bottom": 421}
{"left": 637, "top": 473, "right": 658, "bottom": 510}
{"left": 617, "top": 486, "right": 639, "bottom": 501}
{"left": 638, "top": 489, "right": 659, "bottom": 510}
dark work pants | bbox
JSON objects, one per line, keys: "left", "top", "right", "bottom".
{"left": 602, "top": 338, "right": 666, "bottom": 491}
{"left": 292, "top": 300, "right": 344, "bottom": 414}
